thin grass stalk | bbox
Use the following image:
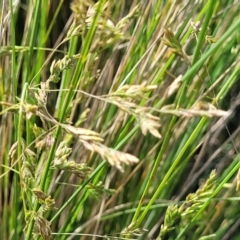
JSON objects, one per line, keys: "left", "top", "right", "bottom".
{"left": 24, "top": 125, "right": 61, "bottom": 239}
{"left": 216, "top": 62, "right": 240, "bottom": 101}
{"left": 17, "top": 83, "right": 29, "bottom": 211}
{"left": 58, "top": 178, "right": 103, "bottom": 237}
{"left": 152, "top": 1, "right": 210, "bottom": 85}
{"left": 24, "top": 0, "right": 41, "bottom": 85}
{"left": 9, "top": 0, "right": 16, "bottom": 96}
{"left": 181, "top": 17, "right": 240, "bottom": 85}
{"left": 191, "top": 0, "right": 215, "bottom": 65}
{"left": 26, "top": 1, "right": 48, "bottom": 146}
{"left": 44, "top": 0, "right": 64, "bottom": 43}
{"left": 12, "top": 174, "right": 19, "bottom": 239}
{"left": 24, "top": 0, "right": 41, "bottom": 155}
{"left": 34, "top": 0, "right": 48, "bottom": 85}
{"left": 15, "top": 7, "right": 31, "bottom": 82}
{"left": 130, "top": 115, "right": 177, "bottom": 227}
{"left": 58, "top": 0, "right": 107, "bottom": 121}
{"left": 58, "top": 191, "right": 91, "bottom": 239}
{"left": 50, "top": 162, "right": 105, "bottom": 223}
{"left": 145, "top": 1, "right": 162, "bottom": 42}
{"left": 55, "top": 37, "right": 78, "bottom": 117}
{"left": 9, "top": 1, "right": 18, "bottom": 239}
{"left": 137, "top": 116, "right": 207, "bottom": 229}
{"left": 180, "top": 1, "right": 211, "bottom": 45}
{"left": 16, "top": 83, "right": 29, "bottom": 239}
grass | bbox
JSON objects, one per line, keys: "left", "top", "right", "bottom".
{"left": 0, "top": 0, "right": 240, "bottom": 239}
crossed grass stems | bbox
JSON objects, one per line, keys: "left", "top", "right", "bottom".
{"left": 0, "top": 0, "right": 240, "bottom": 239}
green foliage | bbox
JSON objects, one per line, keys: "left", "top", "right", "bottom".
{"left": 0, "top": 0, "right": 240, "bottom": 239}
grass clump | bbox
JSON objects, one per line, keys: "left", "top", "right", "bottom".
{"left": 0, "top": 0, "right": 240, "bottom": 239}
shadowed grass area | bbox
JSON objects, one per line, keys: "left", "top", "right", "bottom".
{"left": 0, "top": 0, "right": 240, "bottom": 239}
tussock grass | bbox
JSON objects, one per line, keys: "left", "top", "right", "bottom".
{"left": 0, "top": 0, "right": 240, "bottom": 239}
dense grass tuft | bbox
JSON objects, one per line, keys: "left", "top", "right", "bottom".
{"left": 0, "top": 1, "right": 240, "bottom": 239}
